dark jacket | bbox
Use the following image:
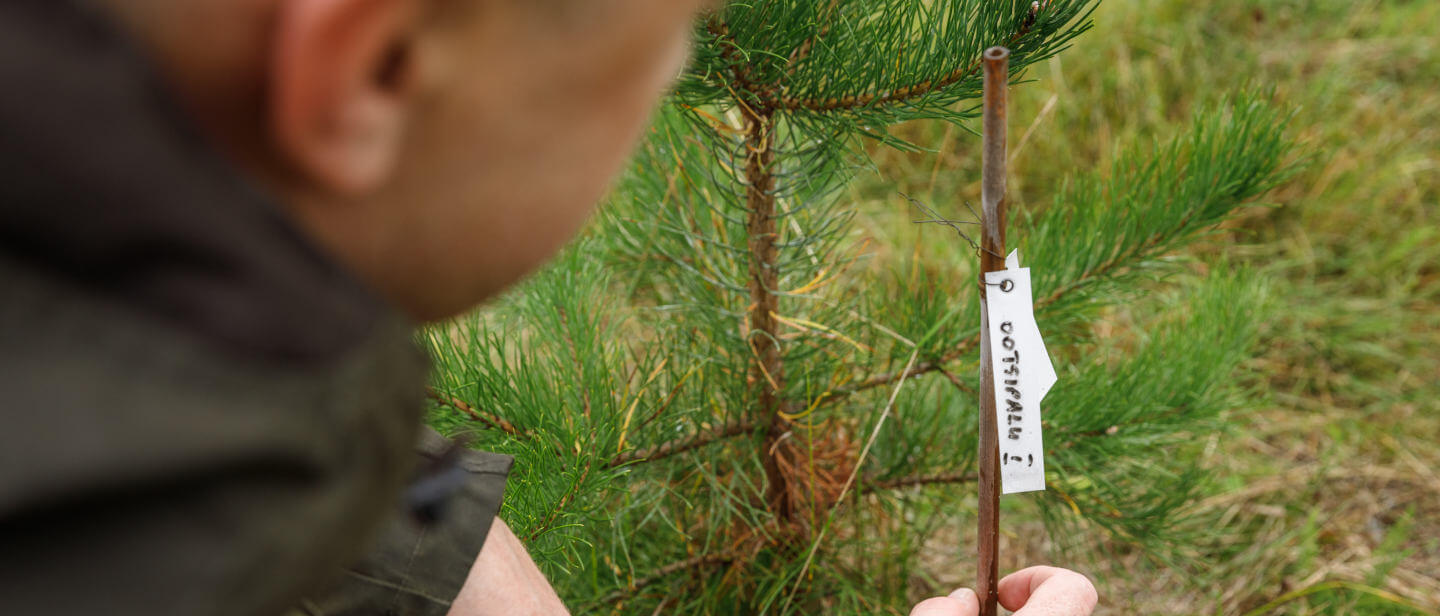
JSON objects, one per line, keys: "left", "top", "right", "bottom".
{"left": 0, "top": 1, "right": 508, "bottom": 614}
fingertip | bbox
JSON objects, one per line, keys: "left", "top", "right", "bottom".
{"left": 997, "top": 566, "right": 1097, "bottom": 614}
{"left": 948, "top": 587, "right": 978, "bottom": 602}
{"left": 1076, "top": 575, "right": 1099, "bottom": 610}
{"left": 911, "top": 596, "right": 975, "bottom": 616}
{"left": 997, "top": 565, "right": 1056, "bottom": 610}
{"left": 948, "top": 587, "right": 979, "bottom": 613}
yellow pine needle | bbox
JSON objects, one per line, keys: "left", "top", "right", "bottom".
{"left": 614, "top": 358, "right": 670, "bottom": 455}
{"left": 676, "top": 103, "right": 743, "bottom": 135}
{"left": 770, "top": 311, "right": 872, "bottom": 354}
{"left": 752, "top": 353, "right": 782, "bottom": 393}
{"left": 786, "top": 267, "right": 833, "bottom": 296}
{"left": 777, "top": 392, "right": 828, "bottom": 422}
{"left": 1051, "top": 483, "right": 1084, "bottom": 516}
{"left": 786, "top": 238, "right": 872, "bottom": 297}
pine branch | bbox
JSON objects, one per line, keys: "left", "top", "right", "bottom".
{"left": 937, "top": 366, "right": 978, "bottom": 396}
{"left": 777, "top": 0, "right": 840, "bottom": 78}
{"left": 825, "top": 340, "right": 978, "bottom": 401}
{"left": 607, "top": 419, "right": 756, "bottom": 467}
{"left": 703, "top": 17, "right": 764, "bottom": 99}
{"left": 525, "top": 460, "right": 593, "bottom": 542}
{"left": 635, "top": 360, "right": 695, "bottom": 433}
{"left": 1033, "top": 208, "right": 1200, "bottom": 313}
{"left": 748, "top": 3, "right": 1048, "bottom": 113}
{"left": 555, "top": 307, "right": 594, "bottom": 420}
{"left": 426, "top": 388, "right": 530, "bottom": 438}
{"left": 864, "top": 471, "right": 979, "bottom": 493}
{"left": 598, "top": 552, "right": 740, "bottom": 606}
{"left": 1053, "top": 403, "right": 1189, "bottom": 446}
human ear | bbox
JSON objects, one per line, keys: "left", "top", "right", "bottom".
{"left": 269, "top": 0, "right": 422, "bottom": 196}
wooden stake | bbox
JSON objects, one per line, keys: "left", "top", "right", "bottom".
{"left": 977, "top": 45, "right": 1009, "bottom": 616}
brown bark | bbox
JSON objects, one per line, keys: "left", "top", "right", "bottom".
{"left": 741, "top": 106, "right": 799, "bottom": 530}
{"left": 976, "top": 46, "right": 1010, "bottom": 616}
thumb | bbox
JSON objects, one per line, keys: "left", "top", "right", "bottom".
{"left": 910, "top": 588, "right": 979, "bottom": 616}
{"left": 998, "top": 566, "right": 1098, "bottom": 616}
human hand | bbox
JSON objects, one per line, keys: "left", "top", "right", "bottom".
{"left": 910, "top": 566, "right": 1097, "bottom": 616}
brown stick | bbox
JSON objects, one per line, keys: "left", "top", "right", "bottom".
{"left": 977, "top": 46, "right": 1009, "bottom": 616}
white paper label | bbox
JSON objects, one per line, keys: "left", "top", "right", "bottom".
{"left": 984, "top": 250, "right": 1057, "bottom": 494}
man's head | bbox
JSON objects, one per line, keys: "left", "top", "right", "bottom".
{"left": 101, "top": 0, "right": 705, "bottom": 320}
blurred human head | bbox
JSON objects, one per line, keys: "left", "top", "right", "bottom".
{"left": 102, "top": 0, "right": 704, "bottom": 319}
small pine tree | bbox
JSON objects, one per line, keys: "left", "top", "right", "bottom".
{"left": 424, "top": 1, "right": 1295, "bottom": 612}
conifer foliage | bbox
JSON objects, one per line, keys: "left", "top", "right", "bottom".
{"left": 425, "top": 0, "right": 1295, "bottom": 612}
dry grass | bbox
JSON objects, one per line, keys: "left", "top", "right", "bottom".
{"left": 853, "top": 0, "right": 1440, "bottom": 613}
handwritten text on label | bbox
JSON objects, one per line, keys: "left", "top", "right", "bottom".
{"left": 984, "top": 250, "right": 1057, "bottom": 495}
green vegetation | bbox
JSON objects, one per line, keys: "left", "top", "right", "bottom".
{"left": 428, "top": 0, "right": 1438, "bottom": 613}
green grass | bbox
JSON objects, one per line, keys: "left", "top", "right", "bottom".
{"left": 852, "top": 0, "right": 1439, "bottom": 613}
